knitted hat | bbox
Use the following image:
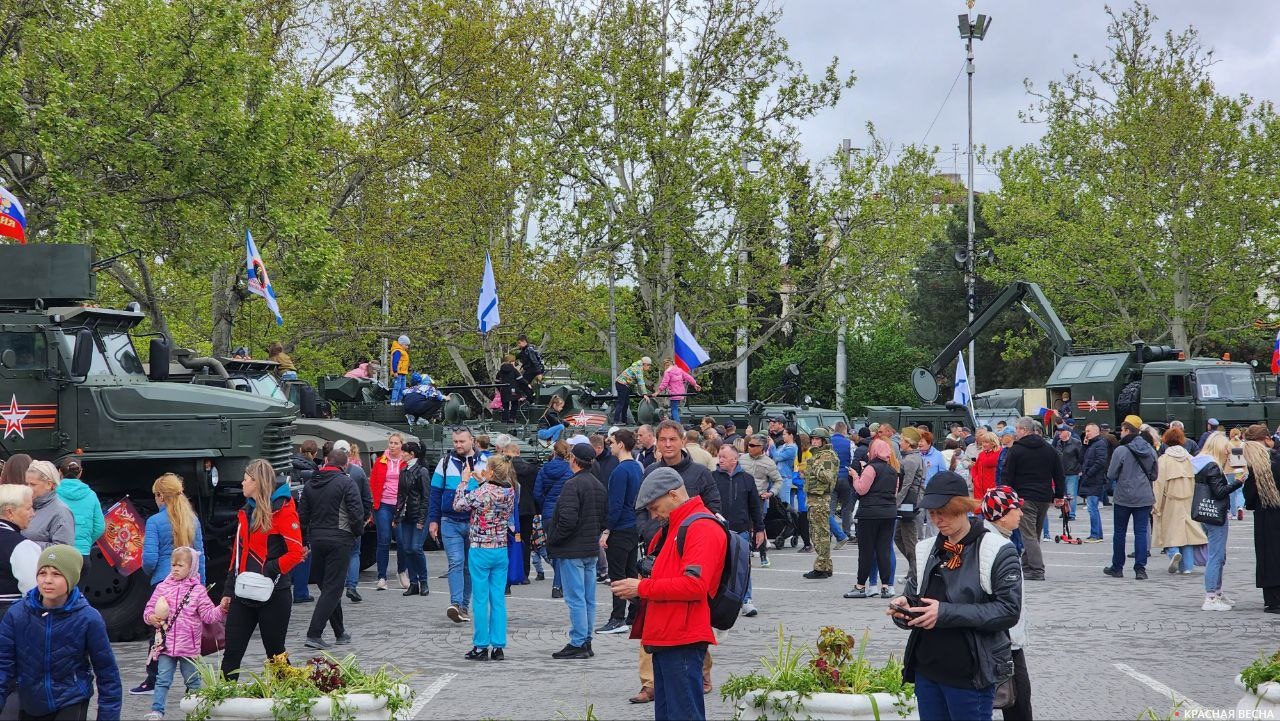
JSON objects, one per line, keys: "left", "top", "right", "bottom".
{"left": 398, "top": 335, "right": 410, "bottom": 346}
{"left": 982, "top": 485, "right": 1025, "bottom": 522}
{"left": 856, "top": 426, "right": 872, "bottom": 440}
{"left": 867, "top": 422, "right": 881, "bottom": 434}
{"left": 900, "top": 427, "right": 922, "bottom": 446}
{"left": 37, "top": 545, "right": 82, "bottom": 589}
{"left": 1123, "top": 414, "right": 1144, "bottom": 429}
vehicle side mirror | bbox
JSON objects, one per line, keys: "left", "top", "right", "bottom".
{"left": 148, "top": 338, "right": 170, "bottom": 381}
{"left": 0, "top": 350, "right": 13, "bottom": 369}
{"left": 70, "top": 329, "right": 94, "bottom": 379}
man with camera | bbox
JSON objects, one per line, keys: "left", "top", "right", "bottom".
{"left": 612, "top": 468, "right": 726, "bottom": 721}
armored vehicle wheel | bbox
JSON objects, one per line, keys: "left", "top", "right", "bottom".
{"left": 81, "top": 546, "right": 152, "bottom": 642}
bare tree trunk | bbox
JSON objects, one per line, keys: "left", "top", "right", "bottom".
{"left": 210, "top": 264, "right": 244, "bottom": 357}
{"left": 104, "top": 256, "right": 172, "bottom": 346}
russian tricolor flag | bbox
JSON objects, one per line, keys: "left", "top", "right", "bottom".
{"left": 1271, "top": 329, "right": 1280, "bottom": 375}
{"left": 0, "top": 186, "right": 26, "bottom": 244}
{"left": 673, "top": 313, "right": 710, "bottom": 373}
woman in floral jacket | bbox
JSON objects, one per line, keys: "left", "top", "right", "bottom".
{"left": 453, "top": 456, "right": 516, "bottom": 661}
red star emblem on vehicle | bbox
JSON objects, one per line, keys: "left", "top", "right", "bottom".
{"left": 1, "top": 395, "right": 29, "bottom": 439}
{"left": 1086, "top": 397, "right": 1101, "bottom": 412}
{"left": 573, "top": 410, "right": 591, "bottom": 426}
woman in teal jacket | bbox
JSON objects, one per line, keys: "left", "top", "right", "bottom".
{"left": 55, "top": 461, "right": 105, "bottom": 564}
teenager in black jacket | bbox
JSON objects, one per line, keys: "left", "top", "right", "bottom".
{"left": 548, "top": 444, "right": 608, "bottom": 659}
{"left": 394, "top": 442, "right": 432, "bottom": 596}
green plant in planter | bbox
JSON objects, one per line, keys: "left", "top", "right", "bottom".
{"left": 1242, "top": 651, "right": 1280, "bottom": 694}
{"left": 721, "top": 626, "right": 914, "bottom": 721}
{"left": 185, "top": 652, "right": 413, "bottom": 721}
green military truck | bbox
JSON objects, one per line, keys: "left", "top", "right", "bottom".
{"left": 859, "top": 404, "right": 978, "bottom": 443}
{"left": 0, "top": 244, "right": 297, "bottom": 640}
{"left": 674, "top": 401, "right": 850, "bottom": 436}
{"left": 1046, "top": 342, "right": 1280, "bottom": 433}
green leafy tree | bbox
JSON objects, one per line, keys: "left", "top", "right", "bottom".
{"left": 987, "top": 2, "right": 1280, "bottom": 357}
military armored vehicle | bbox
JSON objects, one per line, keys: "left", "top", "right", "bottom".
{"left": 673, "top": 400, "right": 850, "bottom": 436}
{"left": 911, "top": 280, "right": 1280, "bottom": 434}
{"left": 1045, "top": 342, "right": 1280, "bottom": 432}
{"left": 0, "top": 244, "right": 296, "bottom": 640}
{"left": 861, "top": 404, "right": 978, "bottom": 442}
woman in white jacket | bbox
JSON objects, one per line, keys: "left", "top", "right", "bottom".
{"left": 981, "top": 486, "right": 1031, "bottom": 721}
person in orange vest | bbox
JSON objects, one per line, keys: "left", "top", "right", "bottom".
{"left": 390, "top": 335, "right": 411, "bottom": 404}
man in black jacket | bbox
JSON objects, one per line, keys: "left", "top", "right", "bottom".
{"left": 1002, "top": 417, "right": 1065, "bottom": 581}
{"left": 1080, "top": 424, "right": 1109, "bottom": 542}
{"left": 299, "top": 446, "right": 366, "bottom": 649}
{"left": 1052, "top": 424, "right": 1084, "bottom": 521}
{"left": 712, "top": 444, "right": 764, "bottom": 617}
{"left": 548, "top": 443, "right": 608, "bottom": 660}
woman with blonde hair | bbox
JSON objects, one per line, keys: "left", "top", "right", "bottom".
{"left": 1152, "top": 426, "right": 1206, "bottom": 575}
{"left": 453, "top": 453, "right": 516, "bottom": 660}
{"left": 971, "top": 432, "right": 1000, "bottom": 500}
{"left": 537, "top": 395, "right": 567, "bottom": 444}
{"left": 218, "top": 459, "right": 306, "bottom": 679}
{"left": 21, "top": 460, "right": 74, "bottom": 550}
{"left": 1195, "top": 432, "right": 1244, "bottom": 610}
{"left": 1242, "top": 425, "right": 1280, "bottom": 613}
{"left": 845, "top": 438, "right": 902, "bottom": 599}
{"left": 133, "top": 472, "right": 207, "bottom": 694}
{"left": 890, "top": 471, "right": 1021, "bottom": 721}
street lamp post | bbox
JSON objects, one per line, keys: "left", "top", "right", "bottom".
{"left": 834, "top": 206, "right": 852, "bottom": 413}
{"left": 736, "top": 154, "right": 760, "bottom": 403}
{"left": 958, "top": 11, "right": 991, "bottom": 397}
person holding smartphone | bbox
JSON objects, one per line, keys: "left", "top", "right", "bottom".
{"left": 887, "top": 472, "right": 1022, "bottom": 721}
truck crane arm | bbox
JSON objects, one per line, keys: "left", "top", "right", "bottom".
{"left": 910, "top": 281, "right": 1073, "bottom": 403}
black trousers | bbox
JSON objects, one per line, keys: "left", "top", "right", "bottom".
{"left": 307, "top": 536, "right": 353, "bottom": 639}
{"left": 856, "top": 517, "right": 894, "bottom": 586}
{"left": 1002, "top": 648, "right": 1034, "bottom": 721}
{"left": 613, "top": 383, "right": 632, "bottom": 424}
{"left": 833, "top": 484, "right": 855, "bottom": 536}
{"left": 499, "top": 387, "right": 517, "bottom": 421}
{"left": 520, "top": 514, "right": 536, "bottom": 578}
{"left": 221, "top": 584, "right": 292, "bottom": 680}
{"left": 1265, "top": 585, "right": 1280, "bottom": 609}
{"left": 605, "top": 528, "right": 640, "bottom": 622}
{"left": 796, "top": 511, "right": 811, "bottom": 547}
{"left": 19, "top": 700, "right": 88, "bottom": 721}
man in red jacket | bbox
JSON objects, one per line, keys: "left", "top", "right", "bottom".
{"left": 612, "top": 467, "right": 726, "bottom": 721}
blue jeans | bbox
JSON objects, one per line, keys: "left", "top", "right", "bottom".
{"left": 280, "top": 370, "right": 298, "bottom": 381}
{"left": 1111, "top": 504, "right": 1151, "bottom": 570}
{"left": 559, "top": 556, "right": 597, "bottom": 647}
{"left": 914, "top": 674, "right": 994, "bottom": 721}
{"left": 537, "top": 424, "right": 565, "bottom": 442}
{"left": 469, "top": 547, "right": 508, "bottom": 649}
{"left": 152, "top": 655, "right": 201, "bottom": 714}
{"left": 346, "top": 535, "right": 361, "bottom": 591}
{"left": 374, "top": 506, "right": 396, "bottom": 580}
{"left": 441, "top": 517, "right": 472, "bottom": 608}
{"left": 293, "top": 554, "right": 313, "bottom": 600}
{"left": 1203, "top": 520, "right": 1229, "bottom": 594}
{"left": 531, "top": 545, "right": 548, "bottom": 574}
{"left": 1231, "top": 487, "right": 1246, "bottom": 515}
{"left": 398, "top": 522, "right": 428, "bottom": 585}
{"left": 391, "top": 374, "right": 407, "bottom": 403}
{"left": 1086, "top": 494, "right": 1105, "bottom": 539}
{"left": 736, "top": 532, "right": 754, "bottom": 602}
{"left": 868, "top": 519, "right": 897, "bottom": 586}
{"left": 670, "top": 398, "right": 682, "bottom": 422}
{"left": 1011, "top": 528, "right": 1024, "bottom": 554}
{"left": 653, "top": 644, "right": 708, "bottom": 721}
{"left": 1064, "top": 474, "right": 1080, "bottom": 519}
{"left": 829, "top": 513, "right": 848, "bottom": 543}
{"left": 1166, "top": 544, "right": 1195, "bottom": 573}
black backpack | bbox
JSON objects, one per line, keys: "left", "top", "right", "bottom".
{"left": 674, "top": 513, "right": 751, "bottom": 631}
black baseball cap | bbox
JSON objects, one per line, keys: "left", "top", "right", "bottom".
{"left": 919, "top": 471, "right": 970, "bottom": 510}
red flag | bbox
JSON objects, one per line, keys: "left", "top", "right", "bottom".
{"left": 96, "top": 498, "right": 145, "bottom": 575}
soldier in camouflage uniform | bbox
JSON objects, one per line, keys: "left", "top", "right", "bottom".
{"left": 803, "top": 428, "right": 838, "bottom": 579}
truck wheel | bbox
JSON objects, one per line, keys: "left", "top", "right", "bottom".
{"left": 1117, "top": 381, "right": 1142, "bottom": 419}
{"left": 81, "top": 547, "right": 151, "bottom": 642}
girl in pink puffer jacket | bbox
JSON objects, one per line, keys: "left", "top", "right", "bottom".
{"left": 142, "top": 547, "right": 223, "bottom": 719}
{"left": 655, "top": 358, "right": 700, "bottom": 423}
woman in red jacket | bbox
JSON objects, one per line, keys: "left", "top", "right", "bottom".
{"left": 368, "top": 434, "right": 407, "bottom": 590}
{"left": 219, "top": 459, "right": 305, "bottom": 679}
{"left": 971, "top": 431, "right": 1000, "bottom": 500}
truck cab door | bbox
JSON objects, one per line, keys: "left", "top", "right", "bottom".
{"left": 0, "top": 330, "right": 60, "bottom": 454}
{"left": 1165, "top": 374, "right": 1193, "bottom": 429}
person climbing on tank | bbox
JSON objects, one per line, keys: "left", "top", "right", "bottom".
{"left": 389, "top": 336, "right": 411, "bottom": 404}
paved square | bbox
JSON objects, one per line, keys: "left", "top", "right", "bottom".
{"left": 110, "top": 511, "right": 1276, "bottom": 719}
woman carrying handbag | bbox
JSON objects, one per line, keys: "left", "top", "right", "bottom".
{"left": 1193, "top": 434, "right": 1244, "bottom": 611}
{"left": 219, "top": 459, "right": 306, "bottom": 679}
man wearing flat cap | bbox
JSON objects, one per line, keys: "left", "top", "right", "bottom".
{"left": 612, "top": 467, "right": 726, "bottom": 720}
{"left": 548, "top": 442, "right": 608, "bottom": 659}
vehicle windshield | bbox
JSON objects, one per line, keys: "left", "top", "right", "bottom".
{"left": 58, "top": 330, "right": 144, "bottom": 377}
{"left": 1194, "top": 367, "right": 1257, "bottom": 402}
{"left": 245, "top": 374, "right": 287, "bottom": 400}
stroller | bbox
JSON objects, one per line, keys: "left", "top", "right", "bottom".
{"left": 1053, "top": 496, "right": 1083, "bottom": 545}
{"left": 764, "top": 496, "right": 800, "bottom": 549}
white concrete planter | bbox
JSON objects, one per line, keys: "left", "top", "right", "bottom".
{"left": 736, "top": 690, "right": 917, "bottom": 720}
{"left": 1236, "top": 675, "right": 1280, "bottom": 715}
{"left": 179, "top": 685, "right": 410, "bottom": 720}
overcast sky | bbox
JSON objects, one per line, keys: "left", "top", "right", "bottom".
{"left": 774, "top": 1, "right": 1280, "bottom": 190}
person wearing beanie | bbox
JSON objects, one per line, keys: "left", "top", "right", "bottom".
{"left": 547, "top": 443, "right": 607, "bottom": 659}
{"left": 980, "top": 487, "right": 1033, "bottom": 721}
{"left": 389, "top": 334, "right": 412, "bottom": 404}
{"left": 0, "top": 544, "right": 121, "bottom": 720}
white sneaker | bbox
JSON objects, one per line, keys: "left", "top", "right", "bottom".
{"left": 1168, "top": 552, "right": 1182, "bottom": 574}
{"left": 376, "top": 578, "right": 387, "bottom": 591}
{"left": 1201, "top": 596, "right": 1232, "bottom": 611}
{"left": 143, "top": 714, "right": 163, "bottom": 721}
{"left": 1219, "top": 592, "right": 1238, "bottom": 606}
{"left": 741, "top": 602, "right": 758, "bottom": 617}
{"left": 399, "top": 571, "right": 410, "bottom": 589}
